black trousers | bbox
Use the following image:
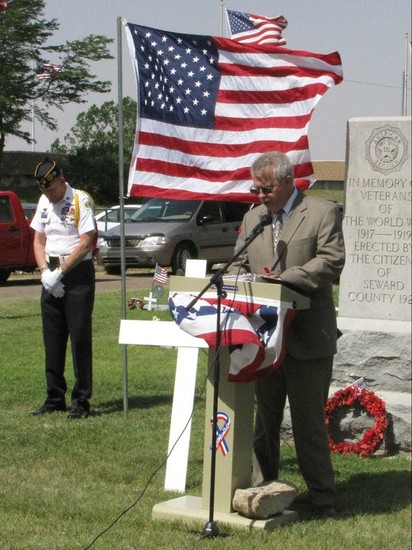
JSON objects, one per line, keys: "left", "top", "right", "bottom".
{"left": 254, "top": 353, "right": 335, "bottom": 508}
{"left": 41, "top": 260, "right": 95, "bottom": 411}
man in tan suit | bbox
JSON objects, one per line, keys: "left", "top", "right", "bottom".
{"left": 231, "top": 151, "right": 345, "bottom": 517}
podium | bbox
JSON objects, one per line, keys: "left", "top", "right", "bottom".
{"left": 152, "top": 276, "right": 309, "bottom": 530}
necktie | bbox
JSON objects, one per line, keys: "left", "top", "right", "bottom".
{"left": 272, "top": 209, "right": 284, "bottom": 253}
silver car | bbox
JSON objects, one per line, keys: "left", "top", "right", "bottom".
{"left": 95, "top": 203, "right": 144, "bottom": 232}
{"left": 98, "top": 197, "right": 250, "bottom": 275}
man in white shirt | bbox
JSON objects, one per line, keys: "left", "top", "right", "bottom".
{"left": 30, "top": 158, "right": 96, "bottom": 419}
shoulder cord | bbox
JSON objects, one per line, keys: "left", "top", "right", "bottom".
{"left": 74, "top": 190, "right": 95, "bottom": 228}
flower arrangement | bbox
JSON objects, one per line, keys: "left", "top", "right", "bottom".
{"left": 325, "top": 384, "right": 388, "bottom": 457}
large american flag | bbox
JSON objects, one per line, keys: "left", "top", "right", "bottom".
{"left": 226, "top": 10, "right": 288, "bottom": 46}
{"left": 125, "top": 22, "right": 343, "bottom": 199}
{"left": 169, "top": 290, "right": 296, "bottom": 383}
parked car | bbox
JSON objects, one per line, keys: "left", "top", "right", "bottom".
{"left": 95, "top": 203, "right": 144, "bottom": 232}
{"left": 22, "top": 202, "right": 37, "bottom": 221}
{"left": 0, "top": 191, "right": 37, "bottom": 281}
{"left": 98, "top": 197, "right": 251, "bottom": 275}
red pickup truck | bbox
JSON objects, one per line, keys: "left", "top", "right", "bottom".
{"left": 0, "top": 191, "right": 37, "bottom": 282}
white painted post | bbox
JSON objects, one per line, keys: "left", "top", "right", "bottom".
{"left": 164, "top": 260, "right": 207, "bottom": 491}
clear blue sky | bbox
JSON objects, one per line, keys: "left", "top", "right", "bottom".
{"left": 5, "top": 0, "right": 411, "bottom": 160}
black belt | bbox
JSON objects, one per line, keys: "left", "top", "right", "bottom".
{"left": 47, "top": 256, "right": 92, "bottom": 270}
{"left": 47, "top": 256, "right": 61, "bottom": 270}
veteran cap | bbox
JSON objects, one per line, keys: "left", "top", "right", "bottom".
{"left": 34, "top": 157, "right": 62, "bottom": 191}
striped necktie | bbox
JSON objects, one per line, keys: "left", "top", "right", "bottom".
{"left": 272, "top": 209, "right": 284, "bottom": 253}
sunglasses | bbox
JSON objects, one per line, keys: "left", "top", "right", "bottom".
{"left": 249, "top": 185, "right": 274, "bottom": 195}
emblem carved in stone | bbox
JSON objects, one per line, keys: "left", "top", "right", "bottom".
{"left": 365, "top": 124, "right": 408, "bottom": 175}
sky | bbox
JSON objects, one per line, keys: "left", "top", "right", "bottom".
{"left": 5, "top": 0, "right": 411, "bottom": 160}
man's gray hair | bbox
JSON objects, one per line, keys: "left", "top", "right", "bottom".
{"left": 251, "top": 152, "right": 294, "bottom": 183}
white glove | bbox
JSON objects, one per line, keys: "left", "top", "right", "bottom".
{"left": 50, "top": 281, "right": 65, "bottom": 298}
{"left": 41, "top": 268, "right": 63, "bottom": 292}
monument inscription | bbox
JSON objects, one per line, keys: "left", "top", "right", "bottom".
{"left": 339, "top": 118, "right": 411, "bottom": 322}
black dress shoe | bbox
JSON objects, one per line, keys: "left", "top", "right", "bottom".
{"left": 30, "top": 404, "right": 66, "bottom": 416}
{"left": 314, "top": 505, "right": 338, "bottom": 518}
{"left": 67, "top": 408, "right": 89, "bottom": 420}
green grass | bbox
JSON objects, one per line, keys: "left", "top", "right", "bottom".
{"left": 0, "top": 292, "right": 410, "bottom": 550}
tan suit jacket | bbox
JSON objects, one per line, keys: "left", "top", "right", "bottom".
{"left": 231, "top": 192, "right": 345, "bottom": 360}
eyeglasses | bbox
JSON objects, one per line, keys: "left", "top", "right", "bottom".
{"left": 249, "top": 185, "right": 274, "bottom": 195}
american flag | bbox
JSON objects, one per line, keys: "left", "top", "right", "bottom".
{"left": 349, "top": 377, "right": 367, "bottom": 396}
{"left": 226, "top": 10, "right": 288, "bottom": 46}
{"left": 125, "top": 22, "right": 343, "bottom": 199}
{"left": 36, "top": 59, "right": 62, "bottom": 81}
{"left": 169, "top": 290, "right": 296, "bottom": 383}
{"left": 153, "top": 264, "right": 168, "bottom": 285}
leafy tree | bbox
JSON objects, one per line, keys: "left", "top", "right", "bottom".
{"left": 51, "top": 97, "right": 137, "bottom": 205}
{"left": 0, "top": 0, "right": 113, "bottom": 173}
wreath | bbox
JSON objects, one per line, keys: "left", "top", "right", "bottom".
{"left": 325, "top": 385, "right": 388, "bottom": 457}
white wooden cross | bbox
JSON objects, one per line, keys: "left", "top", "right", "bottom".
{"left": 143, "top": 291, "right": 157, "bottom": 310}
{"left": 119, "top": 260, "right": 208, "bottom": 492}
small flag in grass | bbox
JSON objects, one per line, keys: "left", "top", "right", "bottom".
{"left": 152, "top": 264, "right": 168, "bottom": 299}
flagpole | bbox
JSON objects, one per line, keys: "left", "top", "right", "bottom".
{"left": 402, "top": 32, "right": 409, "bottom": 116}
{"left": 219, "top": 0, "right": 225, "bottom": 37}
{"left": 118, "top": 16, "right": 129, "bottom": 419}
{"left": 31, "top": 60, "right": 36, "bottom": 151}
{"left": 31, "top": 100, "right": 35, "bottom": 151}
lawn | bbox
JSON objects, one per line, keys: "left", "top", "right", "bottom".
{"left": 0, "top": 291, "right": 410, "bottom": 550}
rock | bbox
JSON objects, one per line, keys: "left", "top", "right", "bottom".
{"left": 232, "top": 480, "right": 299, "bottom": 519}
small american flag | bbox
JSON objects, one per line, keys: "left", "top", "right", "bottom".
{"left": 226, "top": 10, "right": 288, "bottom": 46}
{"left": 125, "top": 22, "right": 342, "bottom": 199}
{"left": 36, "top": 59, "right": 61, "bottom": 80}
{"left": 153, "top": 264, "right": 168, "bottom": 286}
{"left": 349, "top": 377, "right": 367, "bottom": 396}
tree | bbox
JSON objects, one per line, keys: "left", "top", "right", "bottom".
{"left": 0, "top": 0, "right": 113, "bottom": 173}
{"left": 51, "top": 97, "right": 137, "bottom": 205}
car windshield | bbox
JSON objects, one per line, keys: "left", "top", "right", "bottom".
{"left": 128, "top": 198, "right": 199, "bottom": 222}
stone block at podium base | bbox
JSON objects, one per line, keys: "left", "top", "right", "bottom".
{"left": 152, "top": 496, "right": 298, "bottom": 531}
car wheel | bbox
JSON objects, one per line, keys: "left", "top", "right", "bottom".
{"left": 171, "top": 243, "right": 196, "bottom": 274}
{"left": 0, "top": 269, "right": 11, "bottom": 282}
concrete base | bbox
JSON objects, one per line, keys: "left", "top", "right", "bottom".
{"left": 152, "top": 495, "right": 299, "bottom": 531}
{"left": 338, "top": 317, "right": 410, "bottom": 334}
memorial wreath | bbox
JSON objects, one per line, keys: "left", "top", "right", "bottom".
{"left": 325, "top": 385, "right": 388, "bottom": 457}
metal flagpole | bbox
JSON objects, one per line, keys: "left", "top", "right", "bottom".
{"left": 402, "top": 32, "right": 409, "bottom": 116}
{"left": 117, "top": 16, "right": 129, "bottom": 418}
{"left": 201, "top": 1, "right": 228, "bottom": 538}
{"left": 32, "top": 60, "right": 36, "bottom": 151}
{"left": 220, "top": 0, "right": 225, "bottom": 36}
{"left": 200, "top": 1, "right": 230, "bottom": 538}
{"left": 31, "top": 101, "right": 35, "bottom": 151}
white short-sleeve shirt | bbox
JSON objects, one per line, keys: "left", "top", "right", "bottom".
{"left": 31, "top": 183, "right": 95, "bottom": 257}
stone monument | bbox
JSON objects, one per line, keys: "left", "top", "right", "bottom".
{"left": 335, "top": 116, "right": 411, "bottom": 451}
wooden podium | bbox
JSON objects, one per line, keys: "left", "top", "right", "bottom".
{"left": 152, "top": 276, "right": 309, "bottom": 530}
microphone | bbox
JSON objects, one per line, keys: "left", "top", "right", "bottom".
{"left": 249, "top": 213, "right": 272, "bottom": 236}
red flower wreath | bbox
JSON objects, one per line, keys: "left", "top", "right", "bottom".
{"left": 325, "top": 385, "right": 388, "bottom": 457}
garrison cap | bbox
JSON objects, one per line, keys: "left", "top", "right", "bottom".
{"left": 34, "top": 158, "right": 62, "bottom": 191}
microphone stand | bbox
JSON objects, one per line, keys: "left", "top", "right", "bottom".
{"left": 185, "top": 217, "right": 271, "bottom": 538}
